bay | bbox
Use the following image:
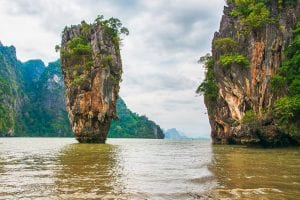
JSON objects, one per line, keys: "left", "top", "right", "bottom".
{"left": 0, "top": 138, "right": 299, "bottom": 199}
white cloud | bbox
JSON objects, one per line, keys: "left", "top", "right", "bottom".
{"left": 0, "top": 0, "right": 225, "bottom": 137}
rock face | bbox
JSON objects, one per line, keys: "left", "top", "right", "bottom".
{"left": 61, "top": 22, "right": 122, "bottom": 143}
{"left": 205, "top": 1, "right": 300, "bottom": 146}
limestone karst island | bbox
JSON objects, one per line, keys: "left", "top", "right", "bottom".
{"left": 198, "top": 0, "right": 300, "bottom": 147}
{"left": 60, "top": 18, "right": 125, "bottom": 143}
{"left": 0, "top": 0, "right": 299, "bottom": 199}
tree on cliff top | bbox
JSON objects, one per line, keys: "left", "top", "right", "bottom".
{"left": 57, "top": 15, "right": 129, "bottom": 54}
{"left": 94, "top": 15, "right": 129, "bottom": 46}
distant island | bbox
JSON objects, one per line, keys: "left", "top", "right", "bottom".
{"left": 164, "top": 128, "right": 188, "bottom": 139}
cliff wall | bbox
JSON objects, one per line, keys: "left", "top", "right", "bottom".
{"left": 202, "top": 0, "right": 300, "bottom": 146}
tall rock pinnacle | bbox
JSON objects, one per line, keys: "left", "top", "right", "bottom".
{"left": 60, "top": 17, "right": 128, "bottom": 143}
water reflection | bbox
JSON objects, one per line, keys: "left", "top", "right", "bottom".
{"left": 0, "top": 156, "right": 4, "bottom": 175}
{"left": 116, "top": 139, "right": 216, "bottom": 199}
{"left": 54, "top": 143, "right": 125, "bottom": 199}
{"left": 209, "top": 145, "right": 300, "bottom": 199}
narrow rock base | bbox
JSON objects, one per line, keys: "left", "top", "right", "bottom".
{"left": 76, "top": 136, "right": 106, "bottom": 144}
{"left": 73, "top": 119, "right": 111, "bottom": 144}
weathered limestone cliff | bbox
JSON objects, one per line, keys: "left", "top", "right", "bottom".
{"left": 61, "top": 19, "right": 124, "bottom": 143}
{"left": 203, "top": 1, "right": 300, "bottom": 146}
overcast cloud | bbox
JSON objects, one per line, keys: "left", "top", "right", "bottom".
{"left": 0, "top": 0, "right": 225, "bottom": 138}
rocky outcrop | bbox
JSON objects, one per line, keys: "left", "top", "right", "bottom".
{"left": 204, "top": 1, "right": 300, "bottom": 146}
{"left": 61, "top": 21, "right": 123, "bottom": 143}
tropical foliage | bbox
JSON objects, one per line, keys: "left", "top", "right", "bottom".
{"left": 213, "top": 37, "right": 238, "bottom": 54}
{"left": 0, "top": 45, "right": 20, "bottom": 135}
{"left": 213, "top": 37, "right": 250, "bottom": 68}
{"left": 228, "top": 0, "right": 271, "bottom": 31}
{"left": 241, "top": 110, "right": 259, "bottom": 126}
{"left": 219, "top": 54, "right": 250, "bottom": 68}
{"left": 196, "top": 54, "right": 219, "bottom": 102}
{"left": 94, "top": 15, "right": 129, "bottom": 47}
{"left": 60, "top": 16, "right": 129, "bottom": 86}
{"left": 109, "top": 98, "right": 164, "bottom": 139}
{"left": 274, "top": 22, "right": 300, "bottom": 137}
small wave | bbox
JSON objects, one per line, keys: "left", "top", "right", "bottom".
{"left": 195, "top": 188, "right": 283, "bottom": 200}
{"left": 190, "top": 175, "right": 215, "bottom": 184}
{"left": 126, "top": 189, "right": 282, "bottom": 200}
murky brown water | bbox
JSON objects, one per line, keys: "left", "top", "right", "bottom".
{"left": 0, "top": 138, "right": 299, "bottom": 199}
{"left": 208, "top": 146, "right": 300, "bottom": 200}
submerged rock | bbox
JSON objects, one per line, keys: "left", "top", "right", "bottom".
{"left": 60, "top": 19, "right": 124, "bottom": 143}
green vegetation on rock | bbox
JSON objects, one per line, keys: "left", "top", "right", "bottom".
{"left": 0, "top": 45, "right": 21, "bottom": 135}
{"left": 270, "top": 74, "right": 286, "bottom": 94}
{"left": 241, "top": 110, "right": 259, "bottom": 126}
{"left": 275, "top": 96, "right": 300, "bottom": 124}
{"left": 274, "top": 22, "right": 300, "bottom": 139}
{"left": 227, "top": 0, "right": 298, "bottom": 33}
{"left": 219, "top": 54, "right": 250, "bottom": 68}
{"left": 196, "top": 54, "right": 219, "bottom": 103}
{"left": 213, "top": 37, "right": 238, "bottom": 54}
{"left": 60, "top": 16, "right": 129, "bottom": 88}
{"left": 213, "top": 37, "right": 249, "bottom": 68}
{"left": 228, "top": 0, "right": 271, "bottom": 31}
{"left": 94, "top": 15, "right": 129, "bottom": 47}
{"left": 61, "top": 35, "right": 93, "bottom": 86}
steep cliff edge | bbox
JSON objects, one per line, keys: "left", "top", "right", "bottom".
{"left": 60, "top": 17, "right": 127, "bottom": 143}
{"left": 199, "top": 0, "right": 300, "bottom": 146}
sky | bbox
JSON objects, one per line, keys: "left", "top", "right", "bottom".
{"left": 0, "top": 0, "right": 225, "bottom": 138}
